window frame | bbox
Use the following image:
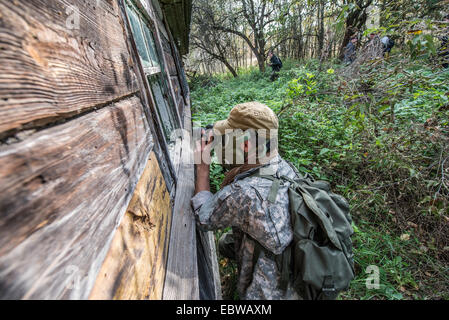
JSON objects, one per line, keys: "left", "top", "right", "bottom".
{"left": 121, "top": 0, "right": 189, "bottom": 190}
{"left": 124, "top": 0, "right": 183, "bottom": 171}
{"left": 125, "top": 1, "right": 161, "bottom": 76}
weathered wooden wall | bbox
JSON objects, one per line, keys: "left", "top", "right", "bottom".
{"left": 89, "top": 151, "right": 172, "bottom": 300}
{"left": 0, "top": 0, "right": 155, "bottom": 299}
{"left": 0, "top": 0, "right": 139, "bottom": 140}
{"left": 0, "top": 96, "right": 152, "bottom": 299}
{"left": 0, "top": 0, "right": 221, "bottom": 300}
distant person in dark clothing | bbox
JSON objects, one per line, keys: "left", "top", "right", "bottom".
{"left": 344, "top": 37, "right": 358, "bottom": 64}
{"left": 268, "top": 51, "right": 282, "bottom": 81}
{"left": 438, "top": 15, "right": 449, "bottom": 68}
{"left": 381, "top": 35, "right": 395, "bottom": 57}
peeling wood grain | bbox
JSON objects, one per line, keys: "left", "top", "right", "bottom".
{"left": 0, "top": 0, "right": 138, "bottom": 139}
{"left": 89, "top": 151, "right": 172, "bottom": 300}
{"left": 0, "top": 96, "right": 152, "bottom": 299}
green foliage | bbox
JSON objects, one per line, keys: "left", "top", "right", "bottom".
{"left": 190, "top": 58, "right": 449, "bottom": 300}
{"left": 408, "top": 33, "right": 437, "bottom": 59}
{"left": 286, "top": 71, "right": 318, "bottom": 100}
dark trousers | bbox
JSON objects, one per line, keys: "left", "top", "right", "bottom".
{"left": 270, "top": 71, "right": 279, "bottom": 81}
{"left": 440, "top": 51, "right": 448, "bottom": 68}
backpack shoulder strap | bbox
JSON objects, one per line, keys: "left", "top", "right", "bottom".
{"left": 251, "top": 173, "right": 281, "bottom": 203}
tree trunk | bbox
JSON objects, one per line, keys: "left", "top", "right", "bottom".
{"left": 298, "top": 13, "right": 303, "bottom": 59}
{"left": 256, "top": 53, "right": 266, "bottom": 72}
{"left": 338, "top": 0, "right": 373, "bottom": 59}
{"left": 221, "top": 59, "right": 238, "bottom": 77}
{"left": 317, "top": 0, "right": 325, "bottom": 60}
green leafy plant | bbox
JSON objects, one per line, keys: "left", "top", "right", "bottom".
{"left": 190, "top": 57, "right": 449, "bottom": 300}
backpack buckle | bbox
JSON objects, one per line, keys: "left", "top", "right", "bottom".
{"left": 322, "top": 276, "right": 336, "bottom": 296}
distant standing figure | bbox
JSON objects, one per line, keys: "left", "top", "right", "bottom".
{"left": 381, "top": 35, "right": 395, "bottom": 56}
{"left": 438, "top": 14, "right": 449, "bottom": 68}
{"left": 344, "top": 37, "right": 358, "bottom": 64}
{"left": 268, "top": 51, "right": 282, "bottom": 81}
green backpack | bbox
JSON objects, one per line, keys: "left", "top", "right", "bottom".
{"left": 247, "top": 168, "right": 355, "bottom": 300}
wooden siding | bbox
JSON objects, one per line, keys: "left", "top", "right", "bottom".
{"left": 0, "top": 96, "right": 153, "bottom": 299}
{"left": 0, "top": 0, "right": 139, "bottom": 140}
{"left": 89, "top": 151, "right": 172, "bottom": 300}
{"left": 0, "top": 0, "right": 220, "bottom": 300}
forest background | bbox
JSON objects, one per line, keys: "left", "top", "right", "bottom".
{"left": 186, "top": 0, "right": 449, "bottom": 299}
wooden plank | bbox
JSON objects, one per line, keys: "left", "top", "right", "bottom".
{"left": 197, "top": 230, "right": 222, "bottom": 300}
{"left": 0, "top": 96, "right": 152, "bottom": 299}
{"left": 165, "top": 19, "right": 190, "bottom": 104}
{"left": 164, "top": 50, "right": 178, "bottom": 76}
{"left": 170, "top": 76, "right": 182, "bottom": 103}
{"left": 206, "top": 231, "right": 223, "bottom": 300}
{"left": 162, "top": 97, "right": 199, "bottom": 300}
{"left": 0, "top": 0, "right": 138, "bottom": 139}
{"left": 177, "top": 96, "right": 185, "bottom": 123}
{"left": 89, "top": 151, "right": 172, "bottom": 300}
{"left": 170, "top": 75, "right": 184, "bottom": 119}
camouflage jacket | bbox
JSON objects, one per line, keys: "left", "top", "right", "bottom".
{"left": 191, "top": 155, "right": 302, "bottom": 300}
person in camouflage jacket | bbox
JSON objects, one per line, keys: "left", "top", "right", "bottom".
{"left": 191, "top": 102, "right": 301, "bottom": 300}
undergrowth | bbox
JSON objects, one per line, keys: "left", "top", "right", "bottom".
{"left": 190, "top": 58, "right": 449, "bottom": 300}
